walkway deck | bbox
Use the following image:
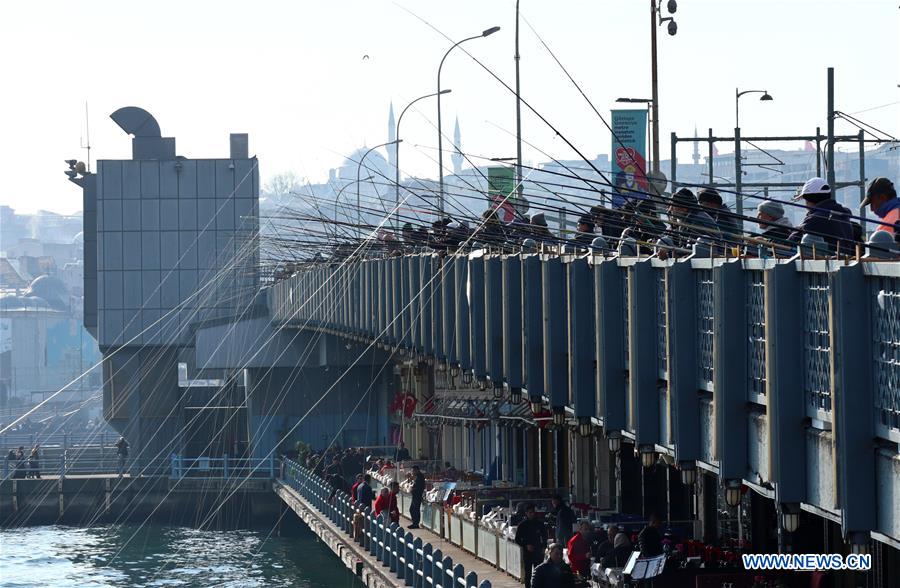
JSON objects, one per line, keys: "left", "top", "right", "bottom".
{"left": 274, "top": 480, "right": 520, "bottom": 588}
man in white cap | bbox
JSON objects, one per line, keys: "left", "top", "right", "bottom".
{"left": 755, "top": 199, "right": 793, "bottom": 252}
{"left": 789, "top": 177, "right": 854, "bottom": 254}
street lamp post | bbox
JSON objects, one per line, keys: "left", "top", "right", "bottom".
{"left": 735, "top": 88, "right": 774, "bottom": 130}
{"left": 396, "top": 90, "right": 451, "bottom": 229}
{"left": 437, "top": 26, "right": 501, "bottom": 215}
{"left": 334, "top": 175, "right": 373, "bottom": 226}
{"left": 650, "top": 0, "right": 678, "bottom": 175}
{"left": 357, "top": 139, "right": 401, "bottom": 240}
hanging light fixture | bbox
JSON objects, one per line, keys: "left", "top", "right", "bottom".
{"left": 781, "top": 504, "right": 800, "bottom": 533}
{"left": 462, "top": 371, "right": 473, "bottom": 385}
{"left": 640, "top": 445, "right": 657, "bottom": 468}
{"left": 530, "top": 398, "right": 543, "bottom": 414}
{"left": 724, "top": 480, "right": 742, "bottom": 507}
{"left": 577, "top": 417, "right": 593, "bottom": 437}
{"left": 509, "top": 387, "right": 522, "bottom": 404}
{"left": 493, "top": 384, "right": 504, "bottom": 400}
{"left": 607, "top": 431, "right": 622, "bottom": 453}
{"left": 679, "top": 462, "right": 697, "bottom": 486}
{"left": 849, "top": 536, "right": 869, "bottom": 555}
{"left": 552, "top": 407, "right": 566, "bottom": 426}
{"left": 450, "top": 365, "right": 460, "bottom": 377}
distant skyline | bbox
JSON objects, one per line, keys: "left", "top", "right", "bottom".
{"left": 1, "top": 0, "right": 897, "bottom": 215}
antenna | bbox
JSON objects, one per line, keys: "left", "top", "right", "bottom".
{"left": 79, "top": 101, "right": 91, "bottom": 172}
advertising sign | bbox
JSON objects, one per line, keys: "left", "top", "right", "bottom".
{"left": 487, "top": 166, "right": 517, "bottom": 223}
{"left": 610, "top": 109, "right": 649, "bottom": 206}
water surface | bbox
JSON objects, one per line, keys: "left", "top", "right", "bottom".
{"left": 0, "top": 524, "right": 363, "bottom": 587}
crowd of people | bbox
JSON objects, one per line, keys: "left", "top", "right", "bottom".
{"left": 514, "top": 499, "right": 669, "bottom": 588}
{"left": 320, "top": 176, "right": 897, "bottom": 262}
{"left": 4, "top": 445, "right": 41, "bottom": 479}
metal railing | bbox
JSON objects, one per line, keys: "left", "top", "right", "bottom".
{"left": 2, "top": 449, "right": 168, "bottom": 480}
{"left": 268, "top": 253, "right": 900, "bottom": 545}
{"left": 0, "top": 431, "right": 119, "bottom": 450}
{"left": 281, "top": 460, "right": 492, "bottom": 588}
{"left": 170, "top": 455, "right": 276, "bottom": 480}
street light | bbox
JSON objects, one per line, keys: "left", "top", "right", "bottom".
{"left": 357, "top": 139, "right": 401, "bottom": 239}
{"left": 735, "top": 88, "right": 774, "bottom": 129}
{"left": 396, "top": 90, "right": 450, "bottom": 230}
{"left": 437, "top": 26, "right": 501, "bottom": 214}
{"left": 334, "top": 175, "right": 373, "bottom": 225}
{"left": 724, "top": 479, "right": 743, "bottom": 507}
{"left": 650, "top": 0, "right": 678, "bottom": 174}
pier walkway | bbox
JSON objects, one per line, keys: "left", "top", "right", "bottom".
{"left": 278, "top": 462, "right": 520, "bottom": 588}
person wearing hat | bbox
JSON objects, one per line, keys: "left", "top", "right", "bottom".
{"left": 789, "top": 177, "right": 854, "bottom": 254}
{"left": 572, "top": 214, "right": 596, "bottom": 249}
{"left": 755, "top": 199, "right": 794, "bottom": 253}
{"left": 526, "top": 213, "right": 555, "bottom": 245}
{"left": 861, "top": 177, "right": 899, "bottom": 240}
{"left": 667, "top": 188, "right": 721, "bottom": 254}
{"left": 697, "top": 187, "right": 741, "bottom": 241}
{"left": 621, "top": 198, "right": 667, "bottom": 253}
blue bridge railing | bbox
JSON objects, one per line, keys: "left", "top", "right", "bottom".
{"left": 268, "top": 252, "right": 900, "bottom": 548}
{"left": 280, "top": 460, "right": 492, "bottom": 588}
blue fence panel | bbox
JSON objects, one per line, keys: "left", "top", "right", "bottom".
{"left": 872, "top": 274, "right": 900, "bottom": 435}
{"left": 803, "top": 270, "right": 832, "bottom": 416}
{"left": 747, "top": 269, "right": 767, "bottom": 399}
{"left": 696, "top": 268, "right": 715, "bottom": 389}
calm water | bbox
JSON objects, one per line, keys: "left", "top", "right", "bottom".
{"left": 0, "top": 524, "right": 364, "bottom": 587}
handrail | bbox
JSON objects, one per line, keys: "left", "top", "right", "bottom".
{"left": 280, "top": 459, "right": 492, "bottom": 588}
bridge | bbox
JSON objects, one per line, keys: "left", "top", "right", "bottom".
{"left": 267, "top": 252, "right": 900, "bottom": 554}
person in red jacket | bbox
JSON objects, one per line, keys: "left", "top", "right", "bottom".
{"left": 388, "top": 481, "right": 401, "bottom": 524}
{"left": 349, "top": 474, "right": 364, "bottom": 504}
{"left": 566, "top": 520, "right": 592, "bottom": 577}
{"left": 373, "top": 488, "right": 390, "bottom": 518}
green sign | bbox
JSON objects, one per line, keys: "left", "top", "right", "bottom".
{"left": 487, "top": 166, "right": 517, "bottom": 222}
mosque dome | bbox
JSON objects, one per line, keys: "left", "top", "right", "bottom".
{"left": 338, "top": 148, "right": 392, "bottom": 183}
{"left": 23, "top": 275, "right": 69, "bottom": 311}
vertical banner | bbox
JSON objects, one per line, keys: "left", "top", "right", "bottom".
{"left": 611, "top": 109, "right": 649, "bottom": 206}
{"left": 487, "top": 166, "right": 518, "bottom": 223}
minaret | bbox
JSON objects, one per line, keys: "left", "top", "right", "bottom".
{"left": 692, "top": 125, "right": 700, "bottom": 165}
{"left": 387, "top": 102, "right": 397, "bottom": 172}
{"left": 451, "top": 116, "right": 463, "bottom": 175}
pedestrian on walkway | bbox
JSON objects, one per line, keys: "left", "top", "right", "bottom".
{"left": 356, "top": 474, "right": 375, "bottom": 508}
{"left": 566, "top": 520, "right": 592, "bottom": 577}
{"left": 550, "top": 494, "right": 576, "bottom": 545}
{"left": 408, "top": 465, "right": 425, "bottom": 529}
{"left": 28, "top": 445, "right": 40, "bottom": 479}
{"left": 531, "top": 543, "right": 575, "bottom": 588}
{"left": 514, "top": 504, "right": 547, "bottom": 588}
{"left": 387, "top": 481, "right": 400, "bottom": 525}
{"left": 14, "top": 446, "right": 26, "bottom": 479}
{"left": 349, "top": 473, "right": 364, "bottom": 504}
{"left": 115, "top": 437, "right": 129, "bottom": 477}
{"left": 638, "top": 513, "right": 664, "bottom": 557}
{"left": 374, "top": 487, "right": 390, "bottom": 518}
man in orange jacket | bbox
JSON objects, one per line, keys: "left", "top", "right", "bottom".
{"left": 861, "top": 177, "right": 899, "bottom": 238}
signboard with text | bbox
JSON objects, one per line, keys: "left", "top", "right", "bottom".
{"left": 610, "top": 109, "right": 649, "bottom": 206}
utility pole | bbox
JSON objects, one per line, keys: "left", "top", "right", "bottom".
{"left": 515, "top": 0, "right": 524, "bottom": 199}
{"left": 826, "top": 67, "right": 836, "bottom": 191}
{"left": 650, "top": 0, "right": 660, "bottom": 174}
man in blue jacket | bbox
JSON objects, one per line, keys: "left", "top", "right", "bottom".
{"left": 790, "top": 177, "right": 854, "bottom": 254}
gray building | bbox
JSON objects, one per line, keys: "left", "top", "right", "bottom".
{"left": 69, "top": 107, "right": 391, "bottom": 462}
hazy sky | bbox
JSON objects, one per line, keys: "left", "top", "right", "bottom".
{"left": 1, "top": 0, "right": 897, "bottom": 215}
